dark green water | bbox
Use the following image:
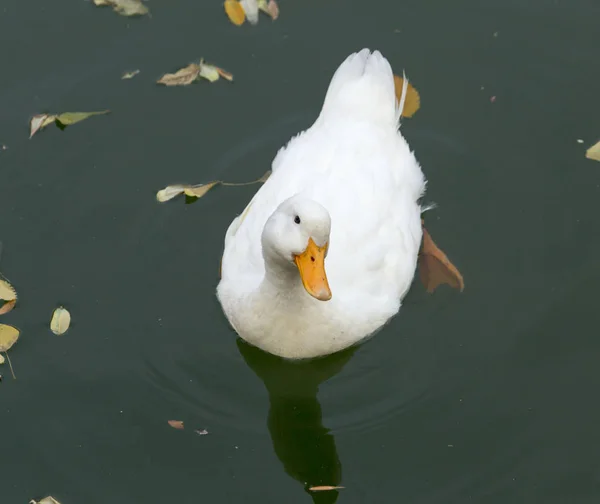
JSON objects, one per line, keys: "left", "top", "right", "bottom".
{"left": 2, "top": 0, "right": 600, "bottom": 502}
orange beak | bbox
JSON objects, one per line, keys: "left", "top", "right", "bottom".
{"left": 294, "top": 238, "right": 332, "bottom": 301}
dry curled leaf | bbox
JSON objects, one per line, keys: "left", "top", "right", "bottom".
{"left": 30, "top": 497, "right": 62, "bottom": 504}
{"left": 29, "top": 114, "right": 57, "bottom": 138}
{"left": 55, "top": 111, "right": 110, "bottom": 127}
{"left": 183, "top": 181, "right": 220, "bottom": 199}
{"left": 198, "top": 63, "right": 220, "bottom": 83}
{"left": 309, "top": 486, "right": 345, "bottom": 492}
{"left": 122, "top": 69, "right": 140, "bottom": 79}
{"left": 258, "top": 0, "right": 279, "bottom": 19}
{"left": 0, "top": 324, "right": 19, "bottom": 352}
{"left": 393, "top": 75, "right": 421, "bottom": 118}
{"left": 94, "top": 0, "right": 149, "bottom": 17}
{"left": 168, "top": 420, "right": 185, "bottom": 430}
{"left": 586, "top": 141, "right": 600, "bottom": 162}
{"left": 419, "top": 222, "right": 464, "bottom": 293}
{"left": 0, "top": 354, "right": 4, "bottom": 364}
{"left": 224, "top": 0, "right": 246, "bottom": 25}
{"left": 156, "top": 184, "right": 188, "bottom": 202}
{"left": 157, "top": 63, "right": 201, "bottom": 86}
{"left": 50, "top": 306, "right": 71, "bottom": 335}
{"left": 30, "top": 111, "right": 109, "bottom": 138}
{"left": 215, "top": 66, "right": 234, "bottom": 81}
{"left": 0, "top": 300, "right": 16, "bottom": 316}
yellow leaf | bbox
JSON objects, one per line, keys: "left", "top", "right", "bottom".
{"left": 0, "top": 278, "right": 16, "bottom": 302}
{"left": 30, "top": 497, "right": 62, "bottom": 504}
{"left": 0, "top": 354, "right": 4, "bottom": 364}
{"left": 183, "top": 181, "right": 220, "bottom": 198}
{"left": 93, "top": 0, "right": 149, "bottom": 16}
{"left": 586, "top": 141, "right": 600, "bottom": 162}
{"left": 258, "top": 0, "right": 279, "bottom": 19}
{"left": 50, "top": 306, "right": 71, "bottom": 335}
{"left": 0, "top": 324, "right": 19, "bottom": 352}
{"left": 156, "top": 184, "right": 189, "bottom": 202}
{"left": 0, "top": 300, "right": 16, "bottom": 316}
{"left": 168, "top": 420, "right": 184, "bottom": 430}
{"left": 308, "top": 486, "right": 345, "bottom": 492}
{"left": 393, "top": 75, "right": 421, "bottom": 118}
{"left": 29, "top": 114, "right": 57, "bottom": 138}
{"left": 93, "top": 0, "right": 111, "bottom": 4}
{"left": 157, "top": 63, "right": 201, "bottom": 86}
{"left": 55, "top": 110, "right": 110, "bottom": 127}
{"left": 122, "top": 69, "right": 140, "bottom": 79}
{"left": 224, "top": 0, "right": 246, "bottom": 25}
{"left": 198, "top": 62, "right": 220, "bottom": 83}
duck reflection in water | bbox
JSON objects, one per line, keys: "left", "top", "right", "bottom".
{"left": 237, "top": 339, "right": 357, "bottom": 503}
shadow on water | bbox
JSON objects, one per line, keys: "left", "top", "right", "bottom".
{"left": 236, "top": 339, "right": 358, "bottom": 504}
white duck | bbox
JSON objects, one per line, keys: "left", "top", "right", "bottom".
{"left": 217, "top": 49, "right": 428, "bottom": 359}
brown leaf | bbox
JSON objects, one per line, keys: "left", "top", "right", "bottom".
{"left": 258, "top": 0, "right": 279, "bottom": 19}
{"left": 215, "top": 66, "right": 234, "bottom": 82}
{"left": 586, "top": 140, "right": 600, "bottom": 162}
{"left": 0, "top": 300, "right": 16, "bottom": 316}
{"left": 183, "top": 181, "right": 220, "bottom": 198}
{"left": 168, "top": 420, "right": 184, "bottom": 430}
{"left": 224, "top": 0, "right": 246, "bottom": 25}
{"left": 419, "top": 223, "right": 464, "bottom": 293}
{"left": 308, "top": 486, "right": 345, "bottom": 492}
{"left": 157, "top": 63, "right": 201, "bottom": 86}
{"left": 393, "top": 75, "right": 421, "bottom": 118}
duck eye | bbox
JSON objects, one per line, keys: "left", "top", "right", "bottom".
{"left": 294, "top": 215, "right": 301, "bottom": 224}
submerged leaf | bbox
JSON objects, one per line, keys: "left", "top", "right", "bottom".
{"left": 157, "top": 63, "right": 201, "bottom": 86}
{"left": 50, "top": 306, "right": 71, "bottom": 335}
{"left": 419, "top": 223, "right": 464, "bottom": 293}
{"left": 0, "top": 300, "right": 16, "bottom": 316}
{"left": 183, "top": 181, "right": 220, "bottom": 199}
{"left": 309, "top": 486, "right": 345, "bottom": 492}
{"left": 240, "top": 0, "right": 259, "bottom": 24}
{"left": 168, "top": 420, "right": 184, "bottom": 430}
{"left": 224, "top": 0, "right": 246, "bottom": 25}
{"left": 586, "top": 141, "right": 600, "bottom": 162}
{"left": 29, "top": 114, "right": 57, "bottom": 138}
{"left": 0, "top": 279, "right": 16, "bottom": 302}
{"left": 55, "top": 110, "right": 110, "bottom": 127}
{"left": 0, "top": 324, "right": 19, "bottom": 352}
{"left": 122, "top": 69, "right": 140, "bottom": 79}
{"left": 393, "top": 75, "right": 421, "bottom": 118}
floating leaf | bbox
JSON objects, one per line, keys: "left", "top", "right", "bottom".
{"left": 183, "top": 181, "right": 220, "bottom": 199}
{"left": 0, "top": 324, "right": 19, "bottom": 352}
{"left": 258, "top": 0, "right": 279, "bottom": 19}
{"left": 157, "top": 63, "right": 201, "bottom": 86}
{"left": 50, "top": 306, "right": 71, "bottom": 335}
{"left": 168, "top": 420, "right": 185, "bottom": 430}
{"left": 194, "top": 429, "right": 209, "bottom": 435}
{"left": 586, "top": 141, "right": 600, "bottom": 162}
{"left": 94, "top": 0, "right": 149, "bottom": 17}
{"left": 393, "top": 75, "right": 421, "bottom": 118}
{"left": 198, "top": 63, "right": 220, "bottom": 83}
{"left": 0, "top": 354, "right": 4, "bottom": 364}
{"left": 29, "top": 497, "right": 62, "bottom": 504}
{"left": 418, "top": 221, "right": 464, "bottom": 293}
{"left": 30, "top": 114, "right": 57, "bottom": 138}
{"left": 55, "top": 110, "right": 110, "bottom": 127}
{"left": 156, "top": 184, "right": 188, "bottom": 202}
{"left": 240, "top": 0, "right": 259, "bottom": 24}
{"left": 0, "top": 279, "right": 16, "bottom": 302}
{"left": 224, "top": 0, "right": 246, "bottom": 25}
{"left": 0, "top": 300, "right": 16, "bottom": 316}
{"left": 122, "top": 69, "right": 140, "bottom": 79}
{"left": 215, "top": 66, "right": 234, "bottom": 81}
{"left": 309, "top": 486, "right": 345, "bottom": 492}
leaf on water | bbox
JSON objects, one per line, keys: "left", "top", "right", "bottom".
{"left": 156, "top": 184, "right": 188, "bottom": 202}
{"left": 198, "top": 62, "right": 221, "bottom": 83}
{"left": 393, "top": 75, "right": 421, "bottom": 118}
{"left": 586, "top": 141, "right": 600, "bottom": 162}
{"left": 183, "top": 181, "right": 220, "bottom": 199}
{"left": 194, "top": 429, "right": 209, "bottom": 435}
{"left": 418, "top": 222, "right": 464, "bottom": 293}
{"left": 240, "top": 0, "right": 259, "bottom": 24}
{"left": 224, "top": 0, "right": 246, "bottom": 25}
{"left": 30, "top": 114, "right": 57, "bottom": 138}
{"left": 0, "top": 278, "right": 16, "bottom": 302}
{"left": 0, "top": 300, "right": 16, "bottom": 316}
{"left": 258, "top": 0, "right": 279, "bottom": 19}
{"left": 50, "top": 306, "right": 71, "bottom": 335}
{"left": 55, "top": 110, "right": 110, "bottom": 128}
{"left": 168, "top": 420, "right": 185, "bottom": 430}
{"left": 308, "top": 486, "right": 345, "bottom": 492}
{"left": 215, "top": 66, "right": 234, "bottom": 81}
{"left": 122, "top": 69, "right": 140, "bottom": 79}
{"left": 29, "top": 497, "right": 62, "bottom": 504}
{"left": 157, "top": 63, "right": 201, "bottom": 86}
{"left": 0, "top": 324, "right": 19, "bottom": 352}
{"left": 93, "top": 0, "right": 111, "bottom": 4}
{"left": 0, "top": 354, "right": 4, "bottom": 364}
{"left": 94, "top": 0, "right": 149, "bottom": 17}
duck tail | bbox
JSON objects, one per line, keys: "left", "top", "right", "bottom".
{"left": 319, "top": 48, "right": 397, "bottom": 127}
